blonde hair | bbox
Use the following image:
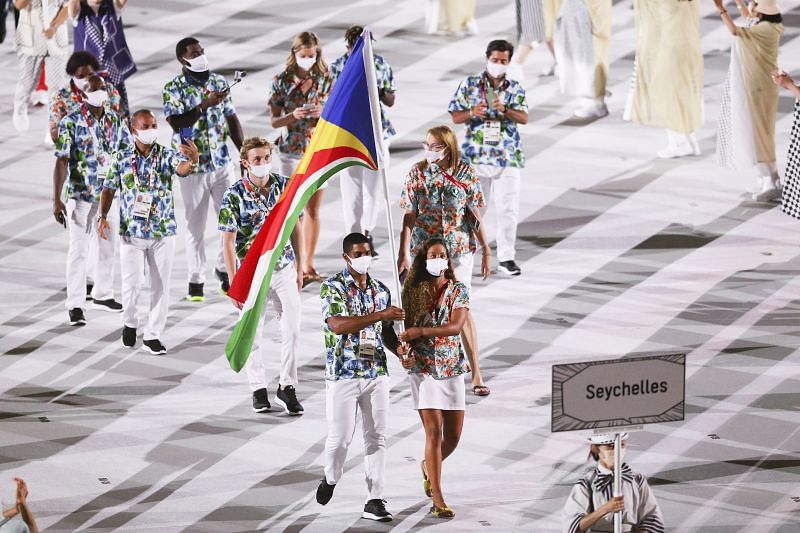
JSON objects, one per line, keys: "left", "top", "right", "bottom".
{"left": 421, "top": 125, "right": 461, "bottom": 174}
{"left": 286, "top": 31, "right": 328, "bottom": 77}
{"left": 240, "top": 136, "right": 273, "bottom": 162}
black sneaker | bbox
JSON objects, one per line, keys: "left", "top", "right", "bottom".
{"left": 316, "top": 478, "right": 336, "bottom": 505}
{"left": 498, "top": 260, "right": 521, "bottom": 276}
{"left": 187, "top": 282, "right": 205, "bottom": 302}
{"left": 252, "top": 388, "right": 271, "bottom": 413}
{"left": 68, "top": 308, "right": 86, "bottom": 326}
{"left": 275, "top": 385, "right": 304, "bottom": 415}
{"left": 86, "top": 283, "right": 94, "bottom": 301}
{"left": 93, "top": 298, "right": 123, "bottom": 312}
{"left": 142, "top": 339, "right": 167, "bottom": 355}
{"left": 215, "top": 269, "right": 230, "bottom": 294}
{"left": 122, "top": 326, "right": 137, "bottom": 348}
{"left": 362, "top": 499, "right": 392, "bottom": 522}
{"left": 366, "top": 233, "right": 379, "bottom": 257}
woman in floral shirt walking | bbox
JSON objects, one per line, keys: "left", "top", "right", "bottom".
{"left": 269, "top": 31, "right": 331, "bottom": 287}
{"left": 399, "top": 238, "right": 471, "bottom": 519}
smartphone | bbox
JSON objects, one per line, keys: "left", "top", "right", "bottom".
{"left": 303, "top": 102, "right": 315, "bottom": 111}
{"left": 180, "top": 127, "right": 192, "bottom": 144}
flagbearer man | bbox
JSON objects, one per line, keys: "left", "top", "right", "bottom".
{"left": 316, "top": 232, "right": 407, "bottom": 522}
{"left": 54, "top": 74, "right": 129, "bottom": 326}
{"left": 219, "top": 137, "right": 305, "bottom": 416}
{"left": 97, "top": 109, "right": 199, "bottom": 355}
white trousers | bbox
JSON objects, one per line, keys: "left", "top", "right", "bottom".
{"left": 14, "top": 53, "right": 67, "bottom": 113}
{"left": 324, "top": 375, "right": 389, "bottom": 501}
{"left": 120, "top": 236, "right": 176, "bottom": 340}
{"left": 178, "top": 165, "right": 231, "bottom": 283}
{"left": 244, "top": 264, "right": 301, "bottom": 389}
{"left": 339, "top": 147, "right": 390, "bottom": 234}
{"left": 65, "top": 199, "right": 119, "bottom": 309}
{"left": 451, "top": 252, "right": 474, "bottom": 292}
{"left": 476, "top": 165, "right": 521, "bottom": 262}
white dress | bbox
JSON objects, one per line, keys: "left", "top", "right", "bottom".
{"left": 562, "top": 463, "right": 664, "bottom": 533}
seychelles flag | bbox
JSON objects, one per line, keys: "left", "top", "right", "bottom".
{"left": 224, "top": 32, "right": 384, "bottom": 372}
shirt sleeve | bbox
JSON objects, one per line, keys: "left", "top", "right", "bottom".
{"left": 562, "top": 480, "right": 592, "bottom": 533}
{"left": 463, "top": 163, "right": 485, "bottom": 210}
{"left": 268, "top": 75, "right": 283, "bottom": 110}
{"left": 162, "top": 81, "right": 185, "bottom": 119}
{"left": 507, "top": 82, "right": 528, "bottom": 112}
{"left": 634, "top": 476, "right": 665, "bottom": 533}
{"left": 399, "top": 168, "right": 418, "bottom": 212}
{"left": 321, "top": 281, "right": 348, "bottom": 322}
{"left": 450, "top": 282, "right": 470, "bottom": 311}
{"left": 104, "top": 157, "right": 121, "bottom": 190}
{"left": 54, "top": 117, "right": 72, "bottom": 159}
{"left": 49, "top": 92, "right": 65, "bottom": 124}
{"left": 447, "top": 79, "right": 471, "bottom": 113}
{"left": 380, "top": 58, "right": 395, "bottom": 92}
{"left": 218, "top": 190, "right": 240, "bottom": 232}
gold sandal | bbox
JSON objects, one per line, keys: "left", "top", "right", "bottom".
{"left": 430, "top": 504, "right": 454, "bottom": 518}
{"left": 421, "top": 460, "right": 432, "bottom": 498}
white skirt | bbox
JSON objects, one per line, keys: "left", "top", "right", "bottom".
{"left": 409, "top": 373, "right": 466, "bottom": 411}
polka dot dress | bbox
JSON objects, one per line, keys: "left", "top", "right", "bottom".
{"left": 781, "top": 99, "right": 800, "bottom": 220}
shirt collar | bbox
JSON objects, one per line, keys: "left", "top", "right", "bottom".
{"left": 340, "top": 266, "right": 375, "bottom": 292}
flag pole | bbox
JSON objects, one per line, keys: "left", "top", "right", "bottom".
{"left": 362, "top": 29, "right": 405, "bottom": 331}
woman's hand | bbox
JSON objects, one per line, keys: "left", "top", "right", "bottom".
{"left": 397, "top": 253, "right": 410, "bottom": 279}
{"left": 599, "top": 495, "right": 624, "bottom": 516}
{"left": 291, "top": 107, "right": 309, "bottom": 120}
{"left": 481, "top": 248, "right": 491, "bottom": 280}
{"left": 772, "top": 70, "right": 795, "bottom": 89}
{"left": 398, "top": 327, "right": 423, "bottom": 342}
{"left": 14, "top": 478, "right": 29, "bottom": 505}
{"left": 400, "top": 348, "right": 416, "bottom": 369}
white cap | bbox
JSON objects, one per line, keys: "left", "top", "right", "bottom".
{"left": 756, "top": 0, "right": 781, "bottom": 15}
{"left": 588, "top": 432, "right": 629, "bottom": 445}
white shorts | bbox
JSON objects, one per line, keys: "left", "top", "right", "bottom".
{"left": 474, "top": 164, "right": 521, "bottom": 180}
{"left": 409, "top": 373, "right": 466, "bottom": 411}
{"left": 451, "top": 253, "right": 474, "bottom": 292}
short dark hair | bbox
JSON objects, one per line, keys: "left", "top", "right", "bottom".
{"left": 176, "top": 37, "right": 200, "bottom": 59}
{"left": 485, "top": 39, "right": 514, "bottom": 60}
{"left": 131, "top": 109, "right": 155, "bottom": 125}
{"left": 66, "top": 51, "right": 101, "bottom": 75}
{"left": 344, "top": 25, "right": 364, "bottom": 48}
{"left": 343, "top": 232, "right": 370, "bottom": 254}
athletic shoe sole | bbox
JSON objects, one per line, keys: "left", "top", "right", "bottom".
{"left": 273, "top": 396, "right": 304, "bottom": 416}
{"left": 93, "top": 302, "right": 123, "bottom": 313}
{"left": 361, "top": 512, "right": 392, "bottom": 522}
{"left": 69, "top": 319, "right": 87, "bottom": 326}
{"left": 141, "top": 345, "right": 167, "bottom": 355}
{"left": 121, "top": 340, "right": 136, "bottom": 349}
{"left": 497, "top": 268, "right": 521, "bottom": 277}
{"left": 252, "top": 405, "right": 272, "bottom": 413}
{"left": 186, "top": 295, "right": 205, "bottom": 302}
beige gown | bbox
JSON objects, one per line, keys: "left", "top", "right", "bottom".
{"left": 624, "top": 0, "right": 703, "bottom": 134}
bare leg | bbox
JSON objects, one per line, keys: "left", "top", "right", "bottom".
{"left": 461, "top": 311, "right": 484, "bottom": 388}
{"left": 302, "top": 189, "right": 324, "bottom": 277}
{"left": 513, "top": 42, "right": 534, "bottom": 64}
{"left": 441, "top": 409, "right": 465, "bottom": 461}
{"left": 419, "top": 409, "right": 447, "bottom": 508}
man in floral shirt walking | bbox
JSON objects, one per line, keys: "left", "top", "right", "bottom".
{"left": 97, "top": 109, "right": 199, "bottom": 355}
{"left": 163, "top": 36, "right": 244, "bottom": 302}
{"left": 449, "top": 39, "right": 528, "bottom": 277}
{"left": 316, "top": 232, "right": 406, "bottom": 522}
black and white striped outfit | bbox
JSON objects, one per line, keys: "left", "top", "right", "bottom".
{"left": 562, "top": 463, "right": 665, "bottom": 533}
{"left": 516, "top": 0, "right": 546, "bottom": 45}
{"left": 781, "top": 98, "right": 800, "bottom": 220}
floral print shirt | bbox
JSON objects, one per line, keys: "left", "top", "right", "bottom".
{"left": 320, "top": 268, "right": 393, "bottom": 381}
{"left": 162, "top": 71, "right": 236, "bottom": 173}
{"left": 269, "top": 68, "right": 331, "bottom": 157}
{"left": 54, "top": 105, "right": 132, "bottom": 203}
{"left": 49, "top": 80, "right": 122, "bottom": 126}
{"left": 399, "top": 158, "right": 485, "bottom": 259}
{"left": 407, "top": 280, "right": 470, "bottom": 379}
{"left": 218, "top": 174, "right": 296, "bottom": 270}
{"left": 103, "top": 144, "right": 187, "bottom": 240}
{"left": 329, "top": 52, "right": 396, "bottom": 140}
{"left": 448, "top": 72, "right": 527, "bottom": 168}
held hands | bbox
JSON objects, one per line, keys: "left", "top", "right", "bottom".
{"left": 379, "top": 306, "right": 405, "bottom": 322}
{"left": 472, "top": 102, "right": 488, "bottom": 120}
{"left": 398, "top": 327, "right": 423, "bottom": 342}
{"left": 201, "top": 90, "right": 228, "bottom": 110}
{"left": 178, "top": 139, "right": 200, "bottom": 163}
{"left": 97, "top": 216, "right": 111, "bottom": 240}
{"left": 772, "top": 70, "right": 795, "bottom": 90}
{"left": 600, "top": 495, "right": 624, "bottom": 516}
{"left": 399, "top": 344, "right": 416, "bottom": 369}
{"left": 53, "top": 199, "right": 66, "bottom": 225}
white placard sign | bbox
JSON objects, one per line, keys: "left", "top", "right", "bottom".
{"left": 551, "top": 353, "right": 685, "bottom": 432}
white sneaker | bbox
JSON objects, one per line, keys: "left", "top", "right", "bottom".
{"left": 465, "top": 18, "right": 479, "bottom": 36}
{"left": 573, "top": 100, "right": 608, "bottom": 119}
{"left": 13, "top": 106, "right": 29, "bottom": 132}
{"left": 751, "top": 176, "right": 781, "bottom": 202}
{"left": 657, "top": 143, "right": 693, "bottom": 159}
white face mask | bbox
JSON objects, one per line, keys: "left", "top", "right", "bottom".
{"left": 596, "top": 445, "right": 626, "bottom": 469}
{"left": 248, "top": 162, "right": 271, "bottom": 179}
{"left": 134, "top": 128, "right": 159, "bottom": 145}
{"left": 72, "top": 76, "right": 89, "bottom": 92}
{"left": 425, "top": 149, "right": 445, "bottom": 164}
{"left": 347, "top": 255, "right": 372, "bottom": 275}
{"left": 486, "top": 61, "right": 508, "bottom": 78}
{"left": 85, "top": 89, "right": 108, "bottom": 108}
{"left": 296, "top": 54, "right": 317, "bottom": 71}
{"left": 185, "top": 54, "right": 209, "bottom": 73}
{"left": 426, "top": 258, "right": 449, "bottom": 277}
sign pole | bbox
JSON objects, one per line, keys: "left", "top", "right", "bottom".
{"left": 613, "top": 432, "right": 622, "bottom": 533}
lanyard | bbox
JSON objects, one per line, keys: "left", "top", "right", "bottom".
{"left": 480, "top": 74, "right": 508, "bottom": 106}
{"left": 286, "top": 74, "right": 317, "bottom": 104}
{"left": 132, "top": 145, "right": 160, "bottom": 190}
{"left": 242, "top": 175, "right": 272, "bottom": 213}
{"left": 439, "top": 167, "right": 468, "bottom": 192}
{"left": 79, "top": 101, "right": 113, "bottom": 156}
{"left": 429, "top": 282, "right": 449, "bottom": 319}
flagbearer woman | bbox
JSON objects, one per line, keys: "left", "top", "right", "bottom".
{"left": 269, "top": 31, "right": 331, "bottom": 287}
{"left": 218, "top": 137, "right": 305, "bottom": 416}
{"left": 98, "top": 109, "right": 199, "bottom": 355}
